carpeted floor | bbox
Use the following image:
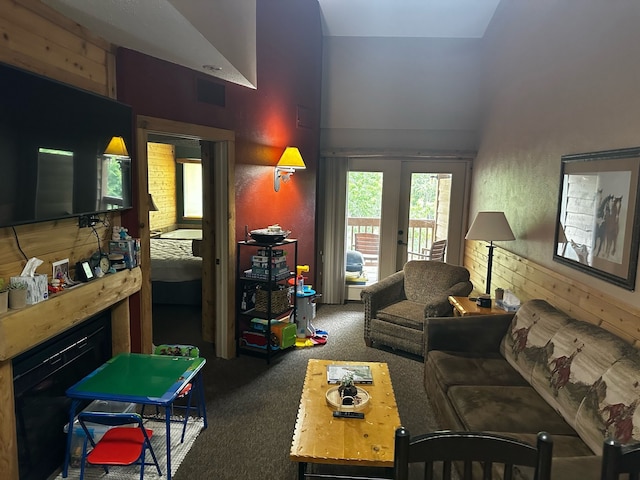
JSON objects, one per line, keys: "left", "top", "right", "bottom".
{"left": 152, "top": 301, "right": 439, "bottom": 480}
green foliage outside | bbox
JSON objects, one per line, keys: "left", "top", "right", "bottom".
{"left": 347, "top": 172, "right": 382, "bottom": 218}
{"left": 347, "top": 171, "right": 437, "bottom": 220}
{"left": 106, "top": 158, "right": 123, "bottom": 198}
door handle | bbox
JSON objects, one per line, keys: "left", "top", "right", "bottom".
{"left": 397, "top": 240, "right": 407, "bottom": 246}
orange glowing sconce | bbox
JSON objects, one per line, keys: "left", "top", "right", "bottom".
{"left": 274, "top": 147, "right": 306, "bottom": 192}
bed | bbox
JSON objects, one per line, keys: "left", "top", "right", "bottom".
{"left": 150, "top": 231, "right": 202, "bottom": 305}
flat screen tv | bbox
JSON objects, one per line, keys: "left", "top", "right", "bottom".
{"left": 0, "top": 61, "right": 133, "bottom": 228}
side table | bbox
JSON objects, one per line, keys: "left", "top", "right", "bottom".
{"left": 448, "top": 295, "right": 506, "bottom": 317}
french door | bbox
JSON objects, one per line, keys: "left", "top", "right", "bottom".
{"left": 345, "top": 157, "right": 471, "bottom": 299}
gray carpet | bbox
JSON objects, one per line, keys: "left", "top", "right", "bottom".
{"left": 153, "top": 302, "right": 439, "bottom": 480}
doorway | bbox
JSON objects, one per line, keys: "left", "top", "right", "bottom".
{"left": 135, "top": 116, "right": 236, "bottom": 358}
{"left": 343, "top": 157, "right": 471, "bottom": 301}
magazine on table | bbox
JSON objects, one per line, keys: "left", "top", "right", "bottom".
{"left": 326, "top": 364, "right": 373, "bottom": 384}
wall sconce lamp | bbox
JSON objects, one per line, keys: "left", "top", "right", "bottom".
{"left": 465, "top": 211, "right": 515, "bottom": 295}
{"left": 148, "top": 193, "right": 159, "bottom": 212}
{"left": 274, "top": 147, "right": 306, "bottom": 192}
{"left": 104, "top": 136, "right": 130, "bottom": 157}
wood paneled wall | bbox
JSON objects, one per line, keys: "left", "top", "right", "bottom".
{"left": 465, "top": 240, "right": 640, "bottom": 346}
{"left": 0, "top": 0, "right": 117, "bottom": 282}
{"left": 148, "top": 142, "right": 177, "bottom": 231}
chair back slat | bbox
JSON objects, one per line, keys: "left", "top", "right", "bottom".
{"left": 602, "top": 438, "right": 640, "bottom": 480}
{"left": 394, "top": 429, "right": 553, "bottom": 480}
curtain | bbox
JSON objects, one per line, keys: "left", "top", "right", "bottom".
{"left": 318, "top": 156, "right": 348, "bottom": 304}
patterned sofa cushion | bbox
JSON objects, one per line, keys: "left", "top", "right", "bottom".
{"left": 529, "top": 319, "right": 635, "bottom": 439}
{"left": 575, "top": 350, "right": 640, "bottom": 454}
{"left": 501, "top": 299, "right": 640, "bottom": 456}
{"left": 501, "top": 299, "right": 573, "bottom": 383}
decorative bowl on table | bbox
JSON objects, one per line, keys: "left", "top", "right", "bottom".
{"left": 249, "top": 227, "right": 290, "bottom": 244}
{"left": 325, "top": 386, "right": 370, "bottom": 411}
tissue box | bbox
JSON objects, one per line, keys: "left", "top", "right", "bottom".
{"left": 10, "top": 274, "right": 48, "bottom": 305}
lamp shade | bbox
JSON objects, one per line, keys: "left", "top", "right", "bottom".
{"left": 277, "top": 147, "right": 306, "bottom": 169}
{"left": 466, "top": 211, "right": 515, "bottom": 241}
{"left": 557, "top": 222, "right": 568, "bottom": 244}
{"left": 104, "top": 136, "right": 129, "bottom": 157}
{"left": 148, "top": 193, "right": 159, "bottom": 212}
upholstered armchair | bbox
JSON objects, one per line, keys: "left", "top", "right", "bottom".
{"left": 361, "top": 260, "right": 473, "bottom": 356}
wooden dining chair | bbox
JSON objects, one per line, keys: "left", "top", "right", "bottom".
{"left": 393, "top": 428, "right": 553, "bottom": 480}
{"left": 601, "top": 437, "right": 640, "bottom": 480}
{"left": 77, "top": 412, "right": 162, "bottom": 480}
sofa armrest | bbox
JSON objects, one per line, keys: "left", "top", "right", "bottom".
{"left": 361, "top": 270, "right": 405, "bottom": 342}
{"left": 425, "top": 313, "right": 515, "bottom": 355}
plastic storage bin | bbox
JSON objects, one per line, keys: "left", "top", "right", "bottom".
{"left": 64, "top": 400, "right": 137, "bottom": 467}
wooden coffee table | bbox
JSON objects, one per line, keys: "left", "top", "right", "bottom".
{"left": 290, "top": 359, "right": 401, "bottom": 479}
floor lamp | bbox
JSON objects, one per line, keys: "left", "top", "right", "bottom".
{"left": 465, "top": 211, "right": 515, "bottom": 295}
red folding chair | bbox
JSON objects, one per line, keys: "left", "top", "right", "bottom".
{"left": 77, "top": 412, "right": 162, "bottom": 480}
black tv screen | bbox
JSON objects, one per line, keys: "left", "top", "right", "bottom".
{"left": 0, "top": 62, "right": 133, "bottom": 228}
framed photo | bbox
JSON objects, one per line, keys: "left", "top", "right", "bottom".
{"left": 52, "top": 258, "right": 70, "bottom": 283}
{"left": 554, "top": 147, "right": 640, "bottom": 290}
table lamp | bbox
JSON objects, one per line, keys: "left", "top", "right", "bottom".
{"left": 465, "top": 211, "right": 515, "bottom": 294}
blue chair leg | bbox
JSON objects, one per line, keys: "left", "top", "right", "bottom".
{"left": 180, "top": 388, "right": 194, "bottom": 443}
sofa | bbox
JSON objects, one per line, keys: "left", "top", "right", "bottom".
{"left": 361, "top": 261, "right": 473, "bottom": 356}
{"left": 424, "top": 298, "right": 640, "bottom": 479}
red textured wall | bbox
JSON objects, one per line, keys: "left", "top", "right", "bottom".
{"left": 116, "top": 0, "right": 322, "bottom": 279}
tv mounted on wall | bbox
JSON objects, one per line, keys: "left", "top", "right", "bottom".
{"left": 0, "top": 61, "right": 133, "bottom": 229}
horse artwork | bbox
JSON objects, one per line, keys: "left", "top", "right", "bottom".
{"left": 594, "top": 192, "right": 623, "bottom": 261}
{"left": 555, "top": 147, "right": 640, "bottom": 290}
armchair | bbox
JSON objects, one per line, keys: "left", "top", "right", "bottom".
{"left": 361, "top": 260, "right": 473, "bottom": 356}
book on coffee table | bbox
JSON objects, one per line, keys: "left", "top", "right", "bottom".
{"left": 326, "top": 364, "right": 373, "bottom": 384}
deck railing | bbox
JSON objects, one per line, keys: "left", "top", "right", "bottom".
{"left": 346, "top": 218, "right": 436, "bottom": 259}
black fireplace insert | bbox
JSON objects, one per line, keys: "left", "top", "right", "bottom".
{"left": 12, "top": 311, "right": 112, "bottom": 480}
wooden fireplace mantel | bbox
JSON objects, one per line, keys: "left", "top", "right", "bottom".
{"left": 0, "top": 267, "right": 141, "bottom": 480}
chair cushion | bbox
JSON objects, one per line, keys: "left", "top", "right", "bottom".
{"left": 87, "top": 427, "right": 153, "bottom": 465}
{"left": 448, "top": 385, "right": 578, "bottom": 435}
{"left": 428, "top": 350, "right": 529, "bottom": 392}
{"left": 377, "top": 300, "right": 425, "bottom": 329}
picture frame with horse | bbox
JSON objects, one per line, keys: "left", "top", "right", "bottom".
{"left": 554, "top": 147, "right": 640, "bottom": 290}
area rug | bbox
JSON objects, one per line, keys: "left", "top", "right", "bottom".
{"left": 55, "top": 417, "right": 205, "bottom": 479}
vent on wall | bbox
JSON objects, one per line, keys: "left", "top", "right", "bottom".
{"left": 197, "top": 78, "right": 226, "bottom": 107}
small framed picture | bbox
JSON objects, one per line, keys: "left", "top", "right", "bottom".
{"left": 52, "top": 258, "right": 70, "bottom": 283}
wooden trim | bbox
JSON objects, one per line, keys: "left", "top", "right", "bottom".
{"left": 464, "top": 240, "right": 640, "bottom": 346}
{"left": 136, "top": 116, "right": 235, "bottom": 358}
{"left": 0, "top": 268, "right": 141, "bottom": 361}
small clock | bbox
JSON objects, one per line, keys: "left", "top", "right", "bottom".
{"left": 99, "top": 255, "right": 111, "bottom": 274}
{"left": 89, "top": 251, "right": 111, "bottom": 275}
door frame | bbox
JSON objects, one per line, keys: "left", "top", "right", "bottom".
{"left": 136, "top": 116, "right": 236, "bottom": 358}
{"left": 338, "top": 154, "right": 472, "bottom": 302}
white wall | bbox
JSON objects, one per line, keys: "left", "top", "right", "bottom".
{"left": 320, "top": 36, "right": 483, "bottom": 151}
{"left": 474, "top": 0, "right": 640, "bottom": 306}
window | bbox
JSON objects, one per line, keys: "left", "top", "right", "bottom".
{"left": 179, "top": 161, "right": 202, "bottom": 220}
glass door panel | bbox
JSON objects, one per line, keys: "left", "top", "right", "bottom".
{"left": 342, "top": 158, "right": 469, "bottom": 299}
{"left": 346, "top": 171, "right": 382, "bottom": 285}
{"left": 405, "top": 173, "right": 451, "bottom": 260}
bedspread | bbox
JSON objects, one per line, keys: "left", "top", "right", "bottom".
{"left": 150, "top": 238, "right": 202, "bottom": 282}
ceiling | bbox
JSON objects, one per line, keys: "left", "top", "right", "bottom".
{"left": 42, "top": 0, "right": 500, "bottom": 89}
{"left": 318, "top": 0, "right": 501, "bottom": 38}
